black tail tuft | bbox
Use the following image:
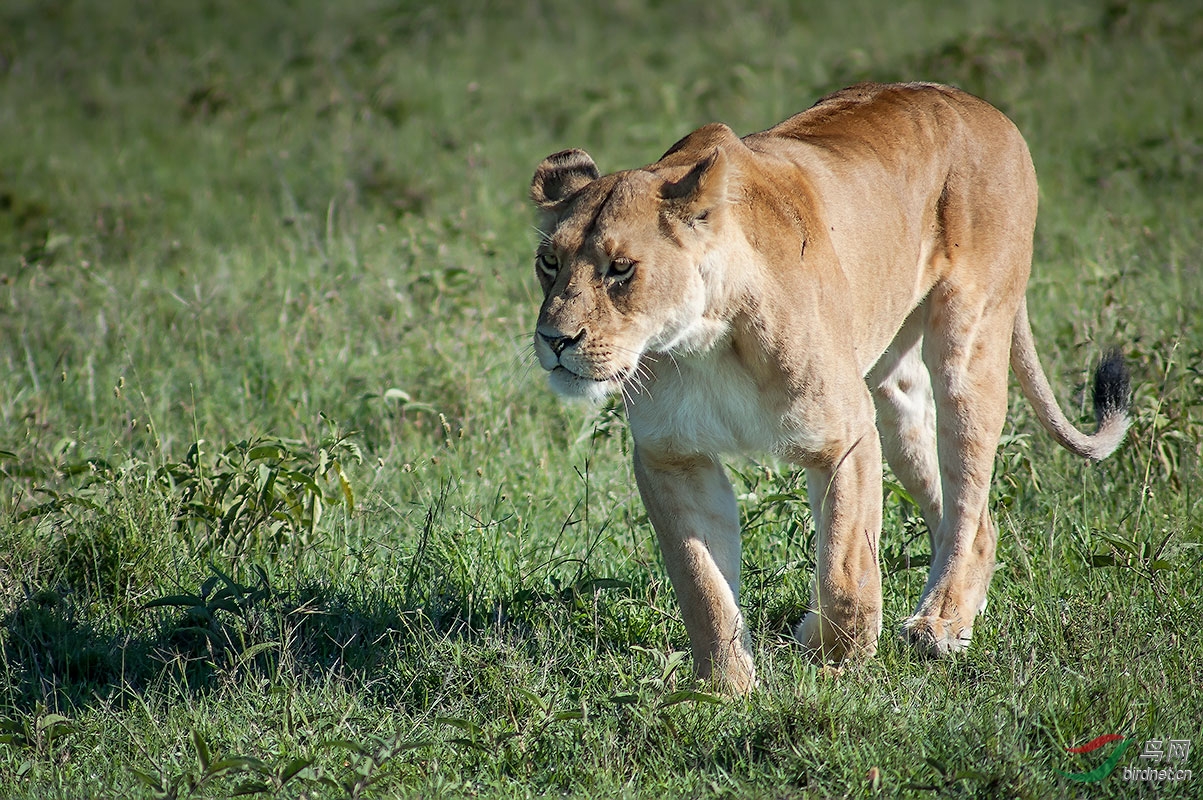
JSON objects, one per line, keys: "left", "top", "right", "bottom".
{"left": 1092, "top": 348, "right": 1130, "bottom": 425}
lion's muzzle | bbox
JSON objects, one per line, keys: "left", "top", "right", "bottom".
{"left": 536, "top": 326, "right": 584, "bottom": 359}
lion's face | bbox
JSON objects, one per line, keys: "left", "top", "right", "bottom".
{"left": 529, "top": 147, "right": 729, "bottom": 401}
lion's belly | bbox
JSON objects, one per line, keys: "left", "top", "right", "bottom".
{"left": 624, "top": 345, "right": 785, "bottom": 457}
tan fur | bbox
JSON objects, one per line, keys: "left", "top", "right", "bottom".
{"left": 529, "top": 83, "right": 1129, "bottom": 693}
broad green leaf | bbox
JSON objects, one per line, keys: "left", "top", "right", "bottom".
{"left": 658, "top": 690, "right": 722, "bottom": 709}
{"left": 553, "top": 710, "right": 585, "bottom": 721}
{"left": 36, "top": 714, "right": 74, "bottom": 734}
{"left": 130, "top": 769, "right": 163, "bottom": 790}
{"left": 230, "top": 780, "right": 272, "bottom": 796}
{"left": 192, "top": 729, "right": 211, "bottom": 772}
{"left": 247, "top": 444, "right": 285, "bottom": 461}
{"left": 278, "top": 757, "right": 313, "bottom": 785}
{"left": 436, "top": 716, "right": 482, "bottom": 737}
{"left": 514, "top": 686, "right": 548, "bottom": 713}
{"left": 284, "top": 469, "right": 322, "bottom": 495}
{"left": 208, "top": 598, "right": 241, "bottom": 615}
{"left": 206, "top": 756, "right": 268, "bottom": 776}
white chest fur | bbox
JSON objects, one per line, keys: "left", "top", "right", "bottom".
{"left": 624, "top": 342, "right": 785, "bottom": 458}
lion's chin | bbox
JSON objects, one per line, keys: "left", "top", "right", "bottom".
{"left": 547, "top": 366, "right": 621, "bottom": 403}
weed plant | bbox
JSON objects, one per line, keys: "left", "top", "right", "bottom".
{"left": 1, "top": 0, "right": 1200, "bottom": 797}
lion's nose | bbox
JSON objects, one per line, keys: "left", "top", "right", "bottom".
{"left": 538, "top": 327, "right": 585, "bottom": 357}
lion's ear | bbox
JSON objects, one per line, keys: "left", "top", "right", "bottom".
{"left": 530, "top": 149, "right": 600, "bottom": 210}
{"left": 660, "top": 147, "right": 728, "bottom": 224}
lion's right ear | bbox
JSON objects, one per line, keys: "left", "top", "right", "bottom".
{"left": 660, "top": 147, "right": 728, "bottom": 225}
{"left": 530, "top": 149, "right": 600, "bottom": 211}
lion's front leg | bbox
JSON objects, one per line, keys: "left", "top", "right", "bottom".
{"left": 633, "top": 447, "right": 755, "bottom": 694}
{"left": 792, "top": 427, "right": 885, "bottom": 663}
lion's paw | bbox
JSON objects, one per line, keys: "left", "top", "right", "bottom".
{"left": 793, "top": 613, "right": 878, "bottom": 664}
{"left": 705, "top": 653, "right": 758, "bottom": 696}
{"left": 900, "top": 615, "right": 972, "bottom": 658}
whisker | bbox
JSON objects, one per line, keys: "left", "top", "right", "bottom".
{"left": 505, "top": 346, "right": 539, "bottom": 388}
{"left": 619, "top": 373, "right": 643, "bottom": 406}
{"left": 598, "top": 344, "right": 660, "bottom": 401}
{"left": 663, "top": 350, "right": 683, "bottom": 379}
{"left": 620, "top": 360, "right": 654, "bottom": 401}
{"left": 505, "top": 338, "right": 544, "bottom": 380}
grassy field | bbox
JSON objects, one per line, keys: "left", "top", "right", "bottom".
{"left": 1, "top": 0, "right": 1201, "bottom": 797}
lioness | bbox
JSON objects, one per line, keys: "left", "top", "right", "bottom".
{"left": 529, "top": 82, "right": 1129, "bottom": 692}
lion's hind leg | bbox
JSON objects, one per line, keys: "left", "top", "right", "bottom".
{"left": 901, "top": 285, "right": 1015, "bottom": 657}
{"left": 869, "top": 306, "right": 945, "bottom": 544}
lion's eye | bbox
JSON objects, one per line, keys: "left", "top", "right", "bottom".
{"left": 608, "top": 258, "right": 636, "bottom": 282}
{"left": 536, "top": 252, "right": 559, "bottom": 278}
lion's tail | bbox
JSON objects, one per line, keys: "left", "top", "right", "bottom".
{"left": 1010, "top": 298, "right": 1131, "bottom": 461}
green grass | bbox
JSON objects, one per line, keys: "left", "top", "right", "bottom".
{"left": 1, "top": 0, "right": 1201, "bottom": 797}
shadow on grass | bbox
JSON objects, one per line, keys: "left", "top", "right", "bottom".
{"left": 0, "top": 562, "right": 641, "bottom": 716}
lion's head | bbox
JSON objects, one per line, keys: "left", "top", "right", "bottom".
{"left": 529, "top": 127, "right": 742, "bottom": 401}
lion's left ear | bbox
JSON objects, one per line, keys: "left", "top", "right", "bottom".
{"left": 660, "top": 147, "right": 728, "bottom": 224}
{"left": 530, "top": 149, "right": 600, "bottom": 211}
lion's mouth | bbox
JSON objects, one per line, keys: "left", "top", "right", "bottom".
{"left": 553, "top": 363, "right": 632, "bottom": 383}
{"left": 548, "top": 364, "right": 634, "bottom": 400}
